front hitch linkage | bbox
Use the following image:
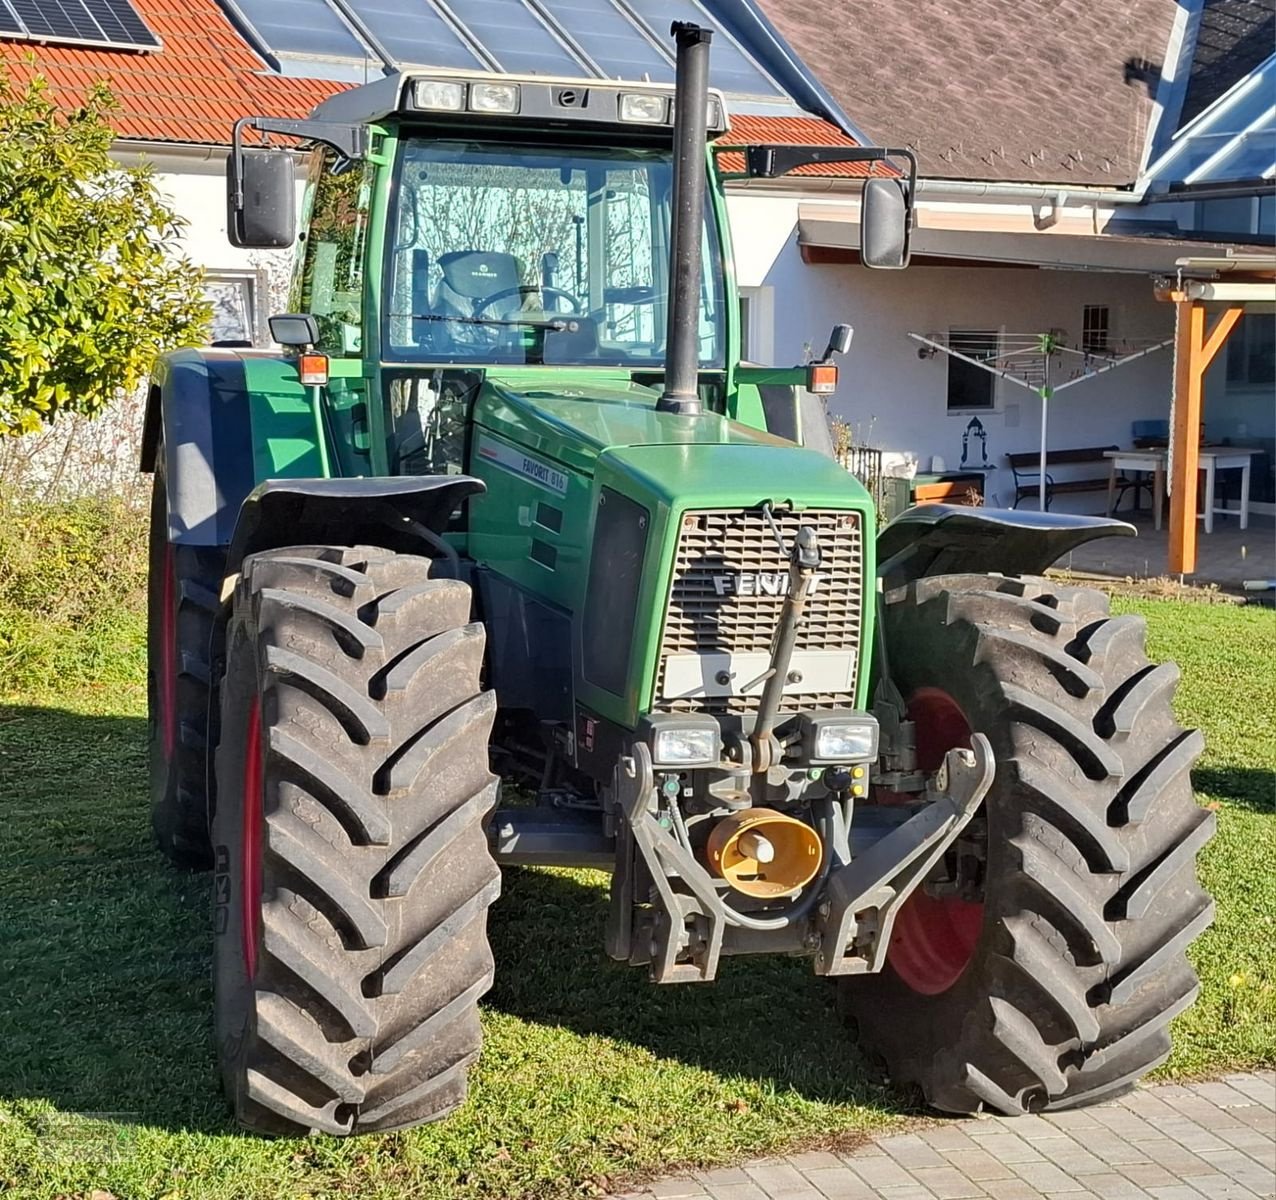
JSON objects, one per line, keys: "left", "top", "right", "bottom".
{"left": 749, "top": 504, "right": 821, "bottom": 771}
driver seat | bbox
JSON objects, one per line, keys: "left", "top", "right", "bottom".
{"left": 431, "top": 250, "right": 528, "bottom": 348}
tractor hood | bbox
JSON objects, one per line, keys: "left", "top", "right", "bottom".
{"left": 475, "top": 371, "right": 794, "bottom": 473}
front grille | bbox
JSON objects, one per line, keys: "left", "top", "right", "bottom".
{"left": 653, "top": 508, "right": 865, "bottom": 715}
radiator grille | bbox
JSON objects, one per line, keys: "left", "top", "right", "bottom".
{"left": 653, "top": 508, "right": 865, "bottom": 715}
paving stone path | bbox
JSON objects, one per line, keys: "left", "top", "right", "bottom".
{"left": 612, "top": 1072, "right": 1275, "bottom": 1200}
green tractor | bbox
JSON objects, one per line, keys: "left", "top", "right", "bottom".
{"left": 144, "top": 24, "right": 1213, "bottom": 1136}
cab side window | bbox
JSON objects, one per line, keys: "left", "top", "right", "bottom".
{"left": 296, "top": 150, "right": 373, "bottom": 356}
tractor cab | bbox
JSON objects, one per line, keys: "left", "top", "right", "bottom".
{"left": 223, "top": 61, "right": 910, "bottom": 486}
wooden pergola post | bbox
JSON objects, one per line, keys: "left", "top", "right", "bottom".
{"left": 1167, "top": 299, "right": 1243, "bottom": 574}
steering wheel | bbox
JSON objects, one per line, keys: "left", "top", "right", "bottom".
{"left": 472, "top": 285, "right": 583, "bottom": 320}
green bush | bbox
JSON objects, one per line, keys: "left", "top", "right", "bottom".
{"left": 0, "top": 489, "right": 147, "bottom": 691}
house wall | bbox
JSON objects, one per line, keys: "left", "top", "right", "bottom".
{"left": 728, "top": 192, "right": 1176, "bottom": 512}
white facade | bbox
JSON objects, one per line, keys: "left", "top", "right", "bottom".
{"left": 7, "top": 142, "right": 1261, "bottom": 516}
{"left": 136, "top": 147, "right": 296, "bottom": 343}
{"left": 729, "top": 190, "right": 1185, "bottom": 512}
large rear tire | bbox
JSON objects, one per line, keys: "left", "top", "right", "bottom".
{"left": 212, "top": 545, "right": 500, "bottom": 1135}
{"left": 147, "top": 457, "right": 224, "bottom": 870}
{"left": 842, "top": 574, "right": 1212, "bottom": 1114}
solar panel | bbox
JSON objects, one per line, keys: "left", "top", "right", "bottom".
{"left": 0, "top": 1, "right": 24, "bottom": 34}
{"left": 82, "top": 0, "right": 156, "bottom": 46}
{"left": 446, "top": 0, "right": 586, "bottom": 76}
{"left": 342, "top": 0, "right": 484, "bottom": 71}
{"left": 215, "top": 0, "right": 793, "bottom": 102}
{"left": 3, "top": 0, "right": 159, "bottom": 49}
{"left": 222, "top": 0, "right": 371, "bottom": 63}
{"left": 624, "top": 0, "right": 783, "bottom": 96}
{"left": 539, "top": 0, "right": 673, "bottom": 82}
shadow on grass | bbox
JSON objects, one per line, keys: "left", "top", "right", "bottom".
{"left": 1193, "top": 765, "right": 1276, "bottom": 815}
{"left": 485, "top": 866, "right": 902, "bottom": 1112}
{"left": 0, "top": 703, "right": 227, "bottom": 1135}
{"left": 0, "top": 702, "right": 907, "bottom": 1137}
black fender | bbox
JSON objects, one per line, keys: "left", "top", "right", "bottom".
{"left": 876, "top": 504, "right": 1134, "bottom": 590}
{"left": 224, "top": 477, "right": 486, "bottom": 581}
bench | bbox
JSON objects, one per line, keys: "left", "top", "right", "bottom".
{"left": 1006, "top": 445, "right": 1149, "bottom": 511}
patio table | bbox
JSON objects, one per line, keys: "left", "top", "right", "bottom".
{"left": 1105, "top": 447, "right": 1259, "bottom": 533}
{"left": 1105, "top": 449, "right": 1166, "bottom": 530}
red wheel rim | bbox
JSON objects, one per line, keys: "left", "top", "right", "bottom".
{"left": 887, "top": 687, "right": 984, "bottom": 996}
{"left": 242, "top": 697, "right": 263, "bottom": 980}
{"left": 159, "top": 541, "right": 177, "bottom": 759}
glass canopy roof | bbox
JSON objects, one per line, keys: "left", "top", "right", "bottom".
{"left": 1143, "top": 51, "right": 1276, "bottom": 190}
{"left": 218, "top": 0, "right": 789, "bottom": 102}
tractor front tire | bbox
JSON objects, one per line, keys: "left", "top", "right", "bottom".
{"left": 842, "top": 574, "right": 1212, "bottom": 1115}
{"left": 148, "top": 457, "right": 225, "bottom": 870}
{"left": 212, "top": 545, "right": 500, "bottom": 1135}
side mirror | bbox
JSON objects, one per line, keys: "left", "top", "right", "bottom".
{"left": 822, "top": 323, "right": 854, "bottom": 360}
{"left": 860, "top": 177, "right": 910, "bottom": 270}
{"left": 228, "top": 148, "right": 296, "bottom": 249}
{"left": 269, "top": 313, "right": 319, "bottom": 348}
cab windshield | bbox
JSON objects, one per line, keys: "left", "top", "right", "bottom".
{"left": 385, "top": 139, "right": 726, "bottom": 368}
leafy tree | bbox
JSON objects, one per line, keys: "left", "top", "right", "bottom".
{"left": 0, "top": 68, "right": 210, "bottom": 436}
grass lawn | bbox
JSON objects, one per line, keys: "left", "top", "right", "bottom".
{"left": 0, "top": 595, "right": 1272, "bottom": 1200}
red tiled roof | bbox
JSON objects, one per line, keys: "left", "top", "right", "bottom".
{"left": 1, "top": 3, "right": 867, "bottom": 171}
{"left": 0, "top": 0, "right": 345, "bottom": 146}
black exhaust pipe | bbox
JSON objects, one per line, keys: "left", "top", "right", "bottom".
{"left": 658, "top": 21, "right": 713, "bottom": 416}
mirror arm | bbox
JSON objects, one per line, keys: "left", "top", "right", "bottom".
{"left": 745, "top": 144, "right": 916, "bottom": 270}
{"left": 744, "top": 144, "right": 916, "bottom": 191}
{"left": 230, "top": 116, "right": 369, "bottom": 208}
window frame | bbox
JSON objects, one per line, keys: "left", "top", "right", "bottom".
{"left": 1226, "top": 311, "right": 1276, "bottom": 388}
{"left": 1081, "top": 304, "right": 1112, "bottom": 356}
{"left": 945, "top": 328, "right": 1001, "bottom": 413}
{"left": 738, "top": 285, "right": 775, "bottom": 365}
{"left": 203, "top": 268, "right": 270, "bottom": 348}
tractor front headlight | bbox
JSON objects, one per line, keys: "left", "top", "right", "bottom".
{"left": 470, "top": 82, "right": 520, "bottom": 114}
{"left": 413, "top": 80, "right": 465, "bottom": 111}
{"left": 619, "top": 93, "right": 669, "bottom": 124}
{"left": 801, "top": 712, "right": 879, "bottom": 764}
{"left": 653, "top": 727, "right": 718, "bottom": 766}
{"left": 640, "top": 714, "right": 721, "bottom": 768}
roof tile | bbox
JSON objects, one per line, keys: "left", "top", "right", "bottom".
{"left": 753, "top": 0, "right": 1178, "bottom": 185}
{"left": 0, "top": 0, "right": 350, "bottom": 146}
{"left": 1, "top": 1, "right": 856, "bottom": 167}
{"left": 718, "top": 114, "right": 873, "bottom": 176}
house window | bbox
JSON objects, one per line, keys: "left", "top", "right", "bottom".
{"left": 947, "top": 330, "right": 998, "bottom": 410}
{"left": 1082, "top": 305, "right": 1111, "bottom": 355}
{"left": 1226, "top": 313, "right": 1276, "bottom": 386}
{"left": 737, "top": 285, "right": 774, "bottom": 365}
{"left": 203, "top": 269, "right": 267, "bottom": 347}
